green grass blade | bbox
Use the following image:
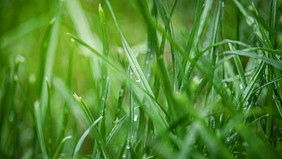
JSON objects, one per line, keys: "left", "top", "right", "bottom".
{"left": 105, "top": 0, "right": 168, "bottom": 130}
{"left": 52, "top": 136, "right": 72, "bottom": 159}
{"left": 73, "top": 93, "right": 95, "bottom": 123}
{"left": 228, "top": 43, "right": 247, "bottom": 88}
{"left": 34, "top": 101, "right": 48, "bottom": 159}
{"left": 73, "top": 116, "right": 103, "bottom": 159}
{"left": 39, "top": 0, "right": 62, "bottom": 122}
{"left": 98, "top": 76, "right": 111, "bottom": 138}
{"left": 223, "top": 50, "right": 282, "bottom": 70}
{"left": 106, "top": 114, "right": 129, "bottom": 146}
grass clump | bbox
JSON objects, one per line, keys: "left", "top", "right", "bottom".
{"left": 0, "top": 0, "right": 282, "bottom": 158}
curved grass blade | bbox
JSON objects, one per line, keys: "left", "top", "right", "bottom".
{"left": 223, "top": 50, "right": 282, "bottom": 70}
{"left": 52, "top": 136, "right": 72, "bottom": 159}
{"left": 73, "top": 116, "right": 103, "bottom": 159}
{"left": 106, "top": 113, "right": 129, "bottom": 146}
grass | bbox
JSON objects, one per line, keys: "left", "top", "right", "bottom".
{"left": 0, "top": 0, "right": 282, "bottom": 158}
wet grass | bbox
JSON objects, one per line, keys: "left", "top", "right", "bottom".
{"left": 0, "top": 0, "right": 282, "bottom": 158}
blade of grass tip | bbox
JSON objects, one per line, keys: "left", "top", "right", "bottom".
{"left": 74, "top": 93, "right": 107, "bottom": 159}
{"left": 98, "top": 6, "right": 109, "bottom": 139}
{"left": 34, "top": 100, "right": 48, "bottom": 159}
{"left": 52, "top": 77, "right": 91, "bottom": 126}
{"left": 228, "top": 43, "right": 247, "bottom": 89}
{"left": 92, "top": 5, "right": 111, "bottom": 154}
{"left": 73, "top": 93, "right": 94, "bottom": 124}
{"left": 39, "top": 0, "right": 62, "bottom": 122}
{"left": 45, "top": 77, "right": 53, "bottom": 157}
{"left": 73, "top": 117, "right": 103, "bottom": 159}
{"left": 105, "top": 0, "right": 168, "bottom": 130}
{"left": 52, "top": 136, "right": 72, "bottom": 159}
{"left": 106, "top": 113, "right": 129, "bottom": 146}
{"left": 98, "top": 4, "right": 109, "bottom": 116}
{"left": 53, "top": 78, "right": 108, "bottom": 158}
{"left": 38, "top": 20, "right": 54, "bottom": 93}
{"left": 64, "top": 0, "right": 102, "bottom": 82}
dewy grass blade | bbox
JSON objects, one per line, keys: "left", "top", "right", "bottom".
{"left": 223, "top": 50, "right": 282, "bottom": 70}
{"left": 105, "top": 0, "right": 168, "bottom": 130}
{"left": 98, "top": 76, "right": 111, "bottom": 138}
{"left": 106, "top": 114, "right": 129, "bottom": 146}
{"left": 39, "top": 0, "right": 62, "bottom": 122}
{"left": 73, "top": 116, "right": 103, "bottom": 159}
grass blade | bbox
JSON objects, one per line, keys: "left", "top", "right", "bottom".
{"left": 73, "top": 116, "right": 103, "bottom": 159}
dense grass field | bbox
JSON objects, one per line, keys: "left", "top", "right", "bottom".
{"left": 1, "top": 0, "right": 282, "bottom": 158}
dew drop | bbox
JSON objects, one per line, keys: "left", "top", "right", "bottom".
{"left": 134, "top": 115, "right": 138, "bottom": 121}
{"left": 126, "top": 145, "right": 130, "bottom": 149}
{"left": 145, "top": 60, "right": 149, "bottom": 64}
{"left": 136, "top": 79, "right": 141, "bottom": 83}
{"left": 239, "top": 84, "right": 243, "bottom": 90}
